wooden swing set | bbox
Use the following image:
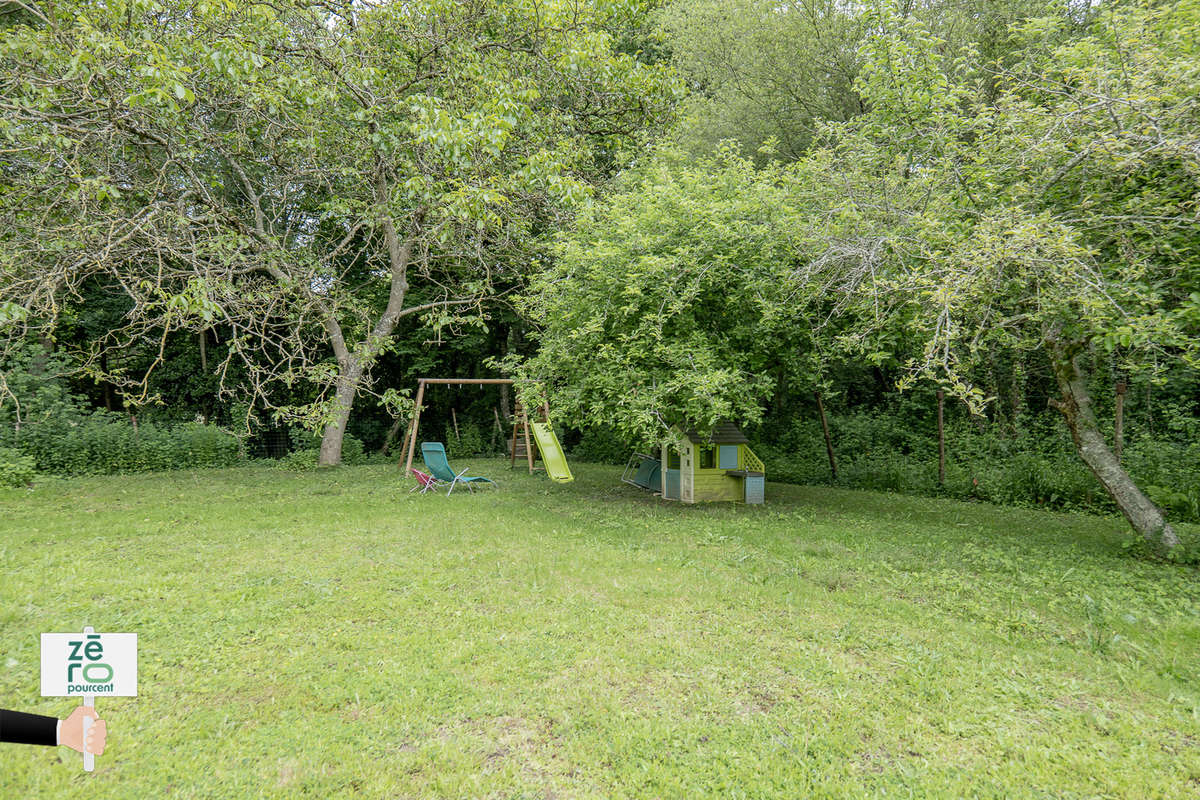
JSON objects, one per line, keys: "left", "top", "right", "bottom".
{"left": 400, "top": 378, "right": 550, "bottom": 476}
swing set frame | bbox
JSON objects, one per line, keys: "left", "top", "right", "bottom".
{"left": 399, "top": 378, "right": 549, "bottom": 476}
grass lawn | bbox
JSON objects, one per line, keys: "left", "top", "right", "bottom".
{"left": 2, "top": 460, "right": 1198, "bottom": 798}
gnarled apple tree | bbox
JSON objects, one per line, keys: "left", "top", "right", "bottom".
{"left": 0, "top": 0, "right": 678, "bottom": 463}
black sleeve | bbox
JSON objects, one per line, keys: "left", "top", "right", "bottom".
{"left": 0, "top": 709, "right": 59, "bottom": 746}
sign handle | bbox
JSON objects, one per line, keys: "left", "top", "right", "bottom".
{"left": 81, "top": 626, "right": 94, "bottom": 772}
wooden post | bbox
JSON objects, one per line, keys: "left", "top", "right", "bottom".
{"left": 402, "top": 417, "right": 416, "bottom": 457}
{"left": 451, "top": 407, "right": 461, "bottom": 442}
{"left": 814, "top": 390, "right": 837, "bottom": 480}
{"left": 936, "top": 389, "right": 945, "bottom": 485}
{"left": 403, "top": 380, "right": 426, "bottom": 474}
{"left": 523, "top": 410, "right": 535, "bottom": 474}
{"left": 1114, "top": 380, "right": 1126, "bottom": 464}
{"left": 509, "top": 403, "right": 520, "bottom": 467}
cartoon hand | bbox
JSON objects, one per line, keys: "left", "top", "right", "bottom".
{"left": 60, "top": 706, "right": 107, "bottom": 755}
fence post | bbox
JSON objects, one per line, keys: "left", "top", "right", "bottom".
{"left": 1114, "top": 380, "right": 1126, "bottom": 464}
{"left": 936, "top": 389, "right": 945, "bottom": 486}
{"left": 814, "top": 390, "right": 837, "bottom": 480}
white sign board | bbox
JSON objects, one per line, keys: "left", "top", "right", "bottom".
{"left": 41, "top": 632, "right": 138, "bottom": 697}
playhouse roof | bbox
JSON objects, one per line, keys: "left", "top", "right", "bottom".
{"left": 681, "top": 422, "right": 749, "bottom": 445}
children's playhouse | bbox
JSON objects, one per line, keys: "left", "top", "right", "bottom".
{"left": 660, "top": 422, "right": 765, "bottom": 504}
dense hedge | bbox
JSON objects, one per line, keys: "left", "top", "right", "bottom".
{"left": 4, "top": 413, "right": 241, "bottom": 476}
{"left": 751, "top": 412, "right": 1200, "bottom": 524}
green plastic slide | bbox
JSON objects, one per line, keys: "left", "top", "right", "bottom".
{"left": 530, "top": 421, "right": 574, "bottom": 483}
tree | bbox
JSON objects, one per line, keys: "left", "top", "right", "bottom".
{"left": 508, "top": 152, "right": 791, "bottom": 441}
{"left": 802, "top": 1, "right": 1200, "bottom": 553}
{"left": 656, "top": 0, "right": 1090, "bottom": 162}
{"left": 517, "top": 0, "right": 1199, "bottom": 554}
{"left": 0, "top": 0, "right": 679, "bottom": 464}
{"left": 657, "top": 0, "right": 867, "bottom": 161}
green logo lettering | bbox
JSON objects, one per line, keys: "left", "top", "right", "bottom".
{"left": 83, "top": 662, "right": 113, "bottom": 683}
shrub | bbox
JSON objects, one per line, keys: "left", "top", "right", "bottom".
{"left": 0, "top": 447, "right": 36, "bottom": 487}
{"left": 751, "top": 410, "right": 1200, "bottom": 524}
{"left": 571, "top": 425, "right": 631, "bottom": 465}
{"left": 280, "top": 449, "right": 318, "bottom": 471}
{"left": 8, "top": 413, "right": 241, "bottom": 475}
{"left": 444, "top": 421, "right": 487, "bottom": 457}
{"left": 176, "top": 422, "right": 242, "bottom": 467}
{"left": 286, "top": 428, "right": 366, "bottom": 466}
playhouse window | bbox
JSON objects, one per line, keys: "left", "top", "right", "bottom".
{"left": 667, "top": 449, "right": 681, "bottom": 470}
{"left": 698, "top": 446, "right": 716, "bottom": 470}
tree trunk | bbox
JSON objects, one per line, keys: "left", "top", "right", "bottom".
{"left": 1009, "top": 353, "right": 1025, "bottom": 437}
{"left": 498, "top": 332, "right": 512, "bottom": 421}
{"left": 1046, "top": 335, "right": 1178, "bottom": 554}
{"left": 32, "top": 333, "right": 52, "bottom": 375}
{"left": 101, "top": 352, "right": 115, "bottom": 412}
{"left": 319, "top": 364, "right": 362, "bottom": 467}
{"left": 312, "top": 190, "right": 422, "bottom": 465}
{"left": 814, "top": 390, "right": 837, "bottom": 480}
{"left": 379, "top": 415, "right": 404, "bottom": 456}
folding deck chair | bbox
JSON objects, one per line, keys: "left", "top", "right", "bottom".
{"left": 421, "top": 442, "right": 496, "bottom": 495}
{"left": 408, "top": 468, "right": 445, "bottom": 494}
{"left": 620, "top": 452, "right": 662, "bottom": 491}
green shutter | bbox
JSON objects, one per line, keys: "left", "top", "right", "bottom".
{"left": 719, "top": 445, "right": 739, "bottom": 469}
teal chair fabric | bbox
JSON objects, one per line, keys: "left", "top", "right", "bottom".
{"left": 421, "top": 442, "right": 495, "bottom": 495}
{"left": 632, "top": 457, "right": 659, "bottom": 490}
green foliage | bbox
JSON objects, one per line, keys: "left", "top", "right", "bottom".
{"left": 444, "top": 421, "right": 490, "bottom": 458}
{"left": 0, "top": 447, "right": 36, "bottom": 488}
{"left": 1121, "top": 524, "right": 1200, "bottom": 566}
{"left": 286, "top": 428, "right": 366, "bottom": 468}
{"left": 1, "top": 0, "right": 1196, "bottom": 553}
{"left": 0, "top": 0, "right": 682, "bottom": 464}
{"left": 657, "top": 0, "right": 867, "bottom": 160}
{"left": 826, "top": 0, "right": 1200, "bottom": 394}
{"left": 510, "top": 149, "right": 812, "bottom": 445}
{"left": 1, "top": 343, "right": 241, "bottom": 475}
{"left": 279, "top": 449, "right": 320, "bottom": 472}
{"left": 570, "top": 425, "right": 633, "bottom": 465}
{"left": 0, "top": 344, "right": 89, "bottom": 433}
{"left": 8, "top": 415, "right": 241, "bottom": 476}
{"left": 753, "top": 410, "right": 1200, "bottom": 524}
{"left": 656, "top": 0, "right": 1080, "bottom": 162}
{"left": 517, "top": 0, "right": 1200, "bottom": 550}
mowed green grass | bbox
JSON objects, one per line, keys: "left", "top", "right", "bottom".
{"left": 1, "top": 461, "right": 1198, "bottom": 799}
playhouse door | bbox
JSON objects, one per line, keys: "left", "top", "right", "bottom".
{"left": 665, "top": 468, "right": 680, "bottom": 500}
